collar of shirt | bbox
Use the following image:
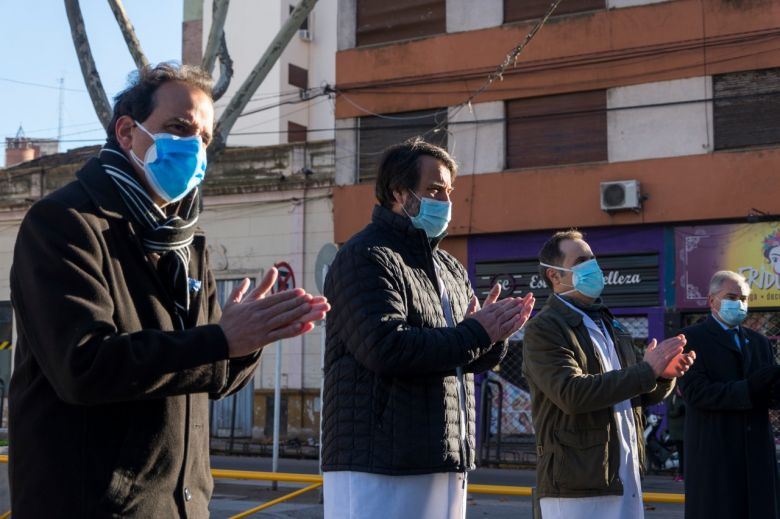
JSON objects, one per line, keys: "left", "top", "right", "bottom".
{"left": 556, "top": 294, "right": 606, "bottom": 337}
{"left": 712, "top": 312, "right": 742, "bottom": 349}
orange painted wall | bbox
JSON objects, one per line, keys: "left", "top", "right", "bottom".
{"left": 335, "top": 0, "right": 780, "bottom": 117}
{"left": 334, "top": 148, "right": 780, "bottom": 244}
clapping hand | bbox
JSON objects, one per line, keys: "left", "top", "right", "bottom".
{"left": 219, "top": 267, "right": 330, "bottom": 358}
{"left": 644, "top": 335, "right": 694, "bottom": 378}
{"left": 466, "top": 284, "right": 535, "bottom": 343}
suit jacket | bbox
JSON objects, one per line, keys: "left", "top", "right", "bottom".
{"left": 680, "top": 315, "right": 779, "bottom": 519}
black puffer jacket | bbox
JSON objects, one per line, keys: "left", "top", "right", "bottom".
{"left": 321, "top": 205, "right": 507, "bottom": 475}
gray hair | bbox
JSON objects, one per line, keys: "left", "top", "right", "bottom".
{"left": 709, "top": 270, "right": 751, "bottom": 296}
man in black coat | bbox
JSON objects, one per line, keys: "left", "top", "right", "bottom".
{"left": 680, "top": 270, "right": 780, "bottom": 519}
{"left": 9, "top": 63, "right": 329, "bottom": 518}
{"left": 321, "top": 138, "right": 535, "bottom": 519}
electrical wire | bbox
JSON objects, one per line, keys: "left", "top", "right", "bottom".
{"left": 0, "top": 76, "right": 86, "bottom": 93}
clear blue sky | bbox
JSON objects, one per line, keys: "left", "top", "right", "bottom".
{"left": 0, "top": 1, "right": 183, "bottom": 167}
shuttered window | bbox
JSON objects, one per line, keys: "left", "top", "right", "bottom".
{"left": 504, "top": 0, "right": 605, "bottom": 23}
{"left": 714, "top": 68, "right": 780, "bottom": 150}
{"left": 288, "top": 121, "right": 307, "bottom": 143}
{"left": 288, "top": 64, "right": 308, "bottom": 90}
{"left": 356, "top": 0, "right": 445, "bottom": 47}
{"left": 358, "top": 109, "right": 447, "bottom": 182}
{"left": 506, "top": 90, "right": 607, "bottom": 169}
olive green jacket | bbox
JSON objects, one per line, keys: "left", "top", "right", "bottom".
{"left": 522, "top": 296, "right": 674, "bottom": 498}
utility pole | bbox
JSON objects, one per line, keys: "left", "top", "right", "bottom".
{"left": 57, "top": 77, "right": 65, "bottom": 152}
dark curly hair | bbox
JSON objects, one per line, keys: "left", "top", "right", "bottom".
{"left": 374, "top": 137, "right": 458, "bottom": 209}
{"left": 106, "top": 62, "right": 214, "bottom": 145}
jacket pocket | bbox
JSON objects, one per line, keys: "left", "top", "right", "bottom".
{"left": 100, "top": 425, "right": 142, "bottom": 513}
{"left": 553, "top": 428, "right": 609, "bottom": 491}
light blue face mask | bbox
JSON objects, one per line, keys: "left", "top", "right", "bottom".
{"left": 404, "top": 191, "right": 452, "bottom": 239}
{"left": 540, "top": 258, "right": 606, "bottom": 299}
{"left": 718, "top": 299, "right": 748, "bottom": 326}
{"left": 130, "top": 120, "right": 207, "bottom": 203}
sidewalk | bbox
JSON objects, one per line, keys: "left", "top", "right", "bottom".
{"left": 209, "top": 455, "right": 685, "bottom": 519}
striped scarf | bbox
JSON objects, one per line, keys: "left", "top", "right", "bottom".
{"left": 99, "top": 144, "right": 200, "bottom": 328}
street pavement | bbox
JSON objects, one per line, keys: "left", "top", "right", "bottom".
{"left": 209, "top": 455, "right": 685, "bottom": 518}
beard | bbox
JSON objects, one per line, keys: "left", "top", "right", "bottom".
{"left": 402, "top": 193, "right": 421, "bottom": 217}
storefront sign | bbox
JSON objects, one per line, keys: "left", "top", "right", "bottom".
{"left": 474, "top": 254, "right": 660, "bottom": 307}
{"left": 676, "top": 222, "right": 780, "bottom": 309}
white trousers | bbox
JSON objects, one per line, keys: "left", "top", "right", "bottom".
{"left": 324, "top": 471, "right": 468, "bottom": 519}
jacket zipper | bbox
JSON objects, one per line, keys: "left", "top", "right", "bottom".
{"left": 429, "top": 247, "right": 470, "bottom": 473}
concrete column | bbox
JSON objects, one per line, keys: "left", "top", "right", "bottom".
{"left": 335, "top": 118, "right": 358, "bottom": 185}
{"left": 607, "top": 76, "right": 713, "bottom": 163}
{"left": 337, "top": 0, "right": 356, "bottom": 50}
{"left": 607, "top": 0, "right": 669, "bottom": 8}
{"left": 446, "top": 0, "right": 503, "bottom": 33}
{"left": 448, "top": 102, "right": 505, "bottom": 175}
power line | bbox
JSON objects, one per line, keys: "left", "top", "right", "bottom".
{"left": 335, "top": 28, "right": 780, "bottom": 95}
{"left": 0, "top": 76, "right": 86, "bottom": 93}
{"left": 3, "top": 89, "right": 778, "bottom": 148}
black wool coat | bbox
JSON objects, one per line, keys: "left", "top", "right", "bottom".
{"left": 321, "top": 205, "right": 507, "bottom": 475}
{"left": 679, "top": 315, "right": 780, "bottom": 519}
{"left": 9, "top": 157, "right": 259, "bottom": 518}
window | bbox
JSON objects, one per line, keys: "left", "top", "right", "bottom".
{"left": 357, "top": 108, "right": 447, "bottom": 182}
{"left": 288, "top": 121, "right": 308, "bottom": 143}
{"left": 506, "top": 90, "right": 607, "bottom": 169}
{"left": 714, "top": 67, "right": 780, "bottom": 151}
{"left": 289, "top": 5, "right": 309, "bottom": 31}
{"left": 288, "top": 63, "right": 308, "bottom": 90}
{"left": 504, "top": 0, "right": 605, "bottom": 23}
{"left": 356, "top": 0, "right": 445, "bottom": 47}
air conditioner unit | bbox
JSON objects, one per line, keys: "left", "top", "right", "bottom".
{"left": 600, "top": 180, "right": 642, "bottom": 211}
{"left": 299, "top": 29, "right": 313, "bottom": 41}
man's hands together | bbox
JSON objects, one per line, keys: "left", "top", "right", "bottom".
{"left": 219, "top": 267, "right": 330, "bottom": 358}
{"left": 644, "top": 334, "right": 696, "bottom": 379}
{"left": 467, "top": 284, "right": 536, "bottom": 343}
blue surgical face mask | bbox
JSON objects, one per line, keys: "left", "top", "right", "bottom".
{"left": 130, "top": 120, "right": 207, "bottom": 203}
{"left": 403, "top": 191, "right": 452, "bottom": 239}
{"left": 540, "top": 258, "right": 606, "bottom": 299}
{"left": 718, "top": 299, "right": 748, "bottom": 327}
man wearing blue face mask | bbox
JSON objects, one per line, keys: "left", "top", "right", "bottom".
{"left": 679, "top": 270, "right": 780, "bottom": 519}
{"left": 321, "top": 138, "right": 536, "bottom": 519}
{"left": 522, "top": 230, "right": 694, "bottom": 519}
{"left": 8, "top": 63, "right": 329, "bottom": 518}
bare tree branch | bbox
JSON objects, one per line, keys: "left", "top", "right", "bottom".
{"left": 212, "top": 0, "right": 318, "bottom": 154}
{"left": 107, "top": 0, "right": 149, "bottom": 69}
{"left": 212, "top": 33, "right": 234, "bottom": 101}
{"left": 64, "top": 0, "right": 113, "bottom": 130}
{"left": 202, "top": 0, "right": 230, "bottom": 74}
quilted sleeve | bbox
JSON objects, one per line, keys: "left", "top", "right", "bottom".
{"left": 324, "top": 244, "right": 493, "bottom": 378}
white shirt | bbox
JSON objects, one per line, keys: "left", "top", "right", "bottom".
{"left": 540, "top": 296, "right": 644, "bottom": 519}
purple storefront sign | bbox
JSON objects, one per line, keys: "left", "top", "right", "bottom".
{"left": 675, "top": 222, "right": 780, "bottom": 309}
{"left": 466, "top": 225, "right": 667, "bottom": 340}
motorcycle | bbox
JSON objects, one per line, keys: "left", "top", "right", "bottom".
{"left": 643, "top": 412, "right": 679, "bottom": 473}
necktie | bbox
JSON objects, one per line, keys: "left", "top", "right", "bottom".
{"left": 729, "top": 328, "right": 743, "bottom": 350}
